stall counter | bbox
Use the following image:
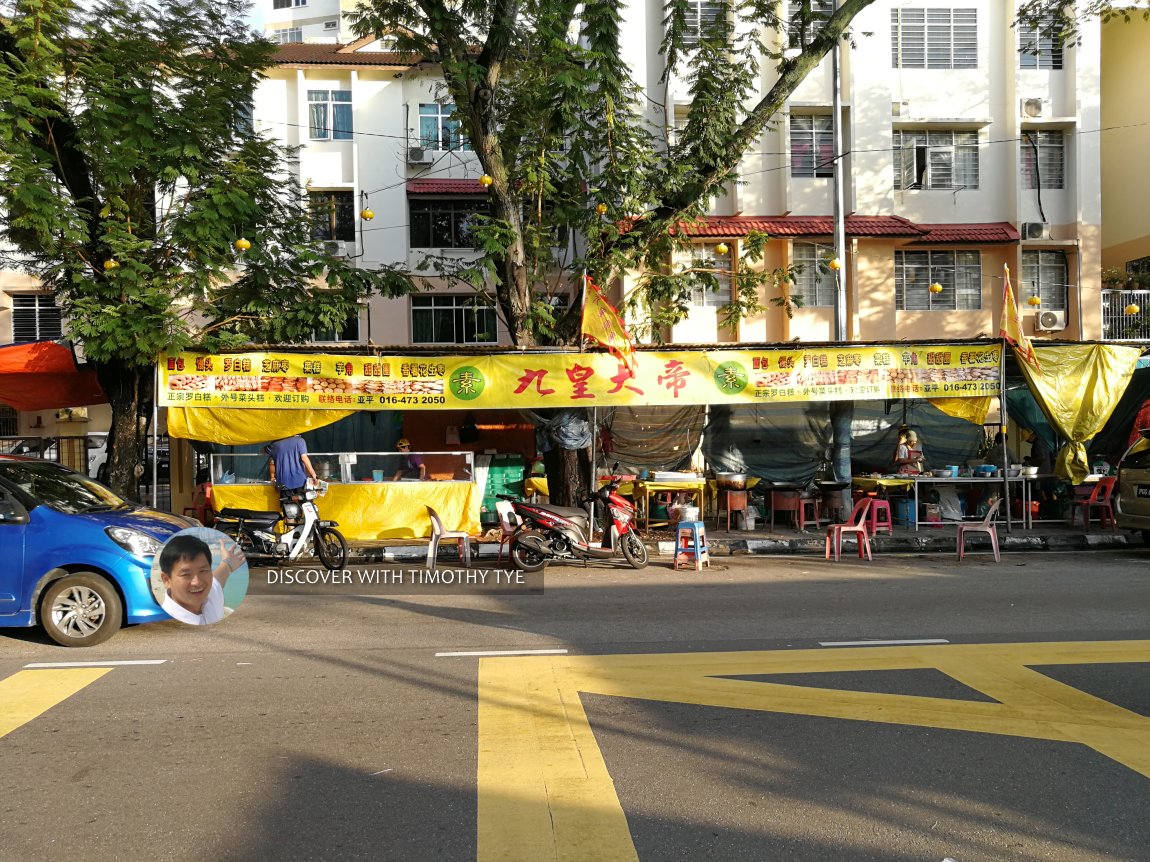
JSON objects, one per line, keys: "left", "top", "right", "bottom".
{"left": 210, "top": 482, "right": 481, "bottom": 541}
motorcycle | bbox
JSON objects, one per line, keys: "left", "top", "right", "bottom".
{"left": 500, "top": 468, "right": 648, "bottom": 572}
{"left": 214, "top": 480, "right": 349, "bottom": 570}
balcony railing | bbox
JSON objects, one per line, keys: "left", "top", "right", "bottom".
{"left": 1101, "top": 290, "right": 1150, "bottom": 341}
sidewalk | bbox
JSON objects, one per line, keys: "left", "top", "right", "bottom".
{"left": 348, "top": 519, "right": 1147, "bottom": 563}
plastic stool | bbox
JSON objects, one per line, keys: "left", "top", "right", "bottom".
{"left": 867, "top": 498, "right": 893, "bottom": 536}
{"left": 798, "top": 496, "right": 821, "bottom": 530}
{"left": 673, "top": 521, "right": 711, "bottom": 570}
{"left": 717, "top": 490, "right": 748, "bottom": 531}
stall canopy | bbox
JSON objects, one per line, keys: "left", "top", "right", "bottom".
{"left": 0, "top": 340, "right": 106, "bottom": 411}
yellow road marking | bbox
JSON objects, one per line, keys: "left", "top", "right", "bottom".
{"left": 0, "top": 668, "right": 112, "bottom": 738}
{"left": 477, "top": 640, "right": 1150, "bottom": 861}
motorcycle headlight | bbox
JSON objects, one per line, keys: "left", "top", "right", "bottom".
{"left": 105, "top": 526, "right": 164, "bottom": 558}
{"left": 283, "top": 502, "right": 303, "bottom": 519}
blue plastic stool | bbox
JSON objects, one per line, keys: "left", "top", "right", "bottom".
{"left": 674, "top": 521, "right": 711, "bottom": 570}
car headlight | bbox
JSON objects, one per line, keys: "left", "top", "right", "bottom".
{"left": 105, "top": 526, "right": 164, "bottom": 557}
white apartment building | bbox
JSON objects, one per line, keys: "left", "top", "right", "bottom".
{"left": 252, "top": 0, "right": 1124, "bottom": 348}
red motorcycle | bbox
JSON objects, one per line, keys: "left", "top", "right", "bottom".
{"left": 499, "top": 469, "right": 648, "bottom": 572}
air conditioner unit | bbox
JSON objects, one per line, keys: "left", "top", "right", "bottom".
{"left": 407, "top": 147, "right": 434, "bottom": 165}
{"left": 1035, "top": 309, "right": 1066, "bottom": 331}
{"left": 323, "top": 20, "right": 338, "bottom": 30}
{"left": 322, "top": 240, "right": 353, "bottom": 258}
{"left": 1021, "top": 221, "right": 1048, "bottom": 240}
{"left": 1020, "top": 97, "right": 1047, "bottom": 119}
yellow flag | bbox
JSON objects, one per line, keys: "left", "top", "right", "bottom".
{"left": 999, "top": 263, "right": 1040, "bottom": 371}
{"left": 581, "top": 277, "right": 638, "bottom": 373}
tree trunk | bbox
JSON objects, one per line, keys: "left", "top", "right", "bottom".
{"left": 95, "top": 360, "right": 150, "bottom": 502}
{"left": 542, "top": 445, "right": 590, "bottom": 509}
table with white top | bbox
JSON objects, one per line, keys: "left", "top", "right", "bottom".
{"left": 909, "top": 475, "right": 1029, "bottom": 531}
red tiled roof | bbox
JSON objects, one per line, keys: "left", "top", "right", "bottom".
{"left": 406, "top": 179, "right": 489, "bottom": 195}
{"left": 275, "top": 42, "right": 420, "bottom": 67}
{"left": 678, "top": 215, "right": 926, "bottom": 238}
{"left": 912, "top": 223, "right": 1022, "bottom": 244}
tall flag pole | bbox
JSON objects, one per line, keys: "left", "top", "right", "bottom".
{"left": 581, "top": 276, "right": 638, "bottom": 374}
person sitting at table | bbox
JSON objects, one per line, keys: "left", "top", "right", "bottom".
{"left": 894, "top": 430, "right": 925, "bottom": 474}
{"left": 391, "top": 438, "right": 427, "bottom": 481}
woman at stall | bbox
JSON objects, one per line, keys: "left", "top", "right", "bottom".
{"left": 894, "top": 430, "right": 926, "bottom": 474}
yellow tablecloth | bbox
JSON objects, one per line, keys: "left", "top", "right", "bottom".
{"left": 524, "top": 477, "right": 636, "bottom": 499}
{"left": 852, "top": 476, "right": 915, "bottom": 493}
{"left": 211, "top": 482, "right": 480, "bottom": 541}
{"left": 635, "top": 479, "right": 706, "bottom": 530}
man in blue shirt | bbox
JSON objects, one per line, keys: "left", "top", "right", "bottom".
{"left": 264, "top": 435, "right": 317, "bottom": 493}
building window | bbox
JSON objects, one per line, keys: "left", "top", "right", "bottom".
{"left": 0, "top": 406, "right": 15, "bottom": 436}
{"left": 895, "top": 250, "right": 982, "bottom": 311}
{"left": 309, "top": 191, "right": 356, "bottom": 241}
{"left": 1019, "top": 16, "right": 1063, "bottom": 69}
{"left": 411, "top": 295, "right": 497, "bottom": 344}
{"left": 681, "top": 0, "right": 725, "bottom": 48}
{"left": 792, "top": 242, "right": 835, "bottom": 307}
{"left": 1022, "top": 250, "right": 1068, "bottom": 310}
{"left": 891, "top": 8, "right": 977, "bottom": 69}
{"left": 311, "top": 313, "right": 360, "bottom": 343}
{"left": 273, "top": 0, "right": 307, "bottom": 8}
{"left": 308, "top": 90, "right": 352, "bottom": 140}
{"left": 1021, "top": 130, "right": 1064, "bottom": 190}
{"left": 893, "top": 129, "right": 979, "bottom": 190}
{"left": 1128, "top": 256, "right": 1150, "bottom": 276}
{"left": 409, "top": 198, "right": 488, "bottom": 248}
{"left": 11, "top": 295, "right": 63, "bottom": 342}
{"left": 418, "top": 103, "right": 470, "bottom": 152}
{"left": 787, "top": 0, "right": 832, "bottom": 48}
{"left": 673, "top": 242, "right": 733, "bottom": 307}
{"left": 790, "top": 115, "right": 834, "bottom": 178}
{"left": 272, "top": 27, "right": 302, "bottom": 43}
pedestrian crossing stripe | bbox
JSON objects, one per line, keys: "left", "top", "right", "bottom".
{"left": 477, "top": 640, "right": 1150, "bottom": 862}
{"left": 0, "top": 668, "right": 113, "bottom": 739}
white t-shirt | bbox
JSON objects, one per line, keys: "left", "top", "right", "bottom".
{"left": 162, "top": 578, "right": 226, "bottom": 626}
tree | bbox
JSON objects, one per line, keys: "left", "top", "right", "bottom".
{"left": 0, "top": 0, "right": 410, "bottom": 497}
{"left": 344, "top": 0, "right": 877, "bottom": 502}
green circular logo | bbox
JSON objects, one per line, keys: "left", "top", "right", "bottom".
{"left": 449, "top": 366, "right": 485, "bottom": 400}
{"left": 713, "top": 361, "right": 748, "bottom": 394}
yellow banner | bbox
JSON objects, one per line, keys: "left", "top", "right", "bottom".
{"left": 159, "top": 344, "right": 1001, "bottom": 411}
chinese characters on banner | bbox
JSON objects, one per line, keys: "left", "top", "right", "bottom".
{"left": 159, "top": 344, "right": 1002, "bottom": 411}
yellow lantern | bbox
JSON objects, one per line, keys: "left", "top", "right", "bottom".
{"left": 714, "top": 242, "right": 729, "bottom": 256}
{"left": 234, "top": 237, "right": 251, "bottom": 251}
{"left": 828, "top": 258, "right": 842, "bottom": 271}
{"left": 360, "top": 208, "right": 375, "bottom": 221}
{"left": 1026, "top": 295, "right": 1042, "bottom": 307}
{"left": 479, "top": 174, "right": 494, "bottom": 187}
{"left": 1125, "top": 303, "right": 1141, "bottom": 315}
{"left": 103, "top": 259, "right": 119, "bottom": 271}
{"left": 595, "top": 202, "right": 608, "bottom": 215}
{"left": 928, "top": 282, "right": 943, "bottom": 294}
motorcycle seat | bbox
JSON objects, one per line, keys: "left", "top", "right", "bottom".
{"left": 216, "top": 507, "right": 281, "bottom": 525}
{"left": 536, "top": 504, "right": 590, "bottom": 521}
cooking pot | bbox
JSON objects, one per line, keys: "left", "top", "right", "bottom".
{"left": 714, "top": 472, "right": 748, "bottom": 490}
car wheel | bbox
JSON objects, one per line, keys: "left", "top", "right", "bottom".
{"left": 314, "top": 527, "right": 348, "bottom": 570}
{"left": 40, "top": 573, "right": 123, "bottom": 647}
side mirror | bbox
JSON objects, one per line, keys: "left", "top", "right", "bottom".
{"left": 0, "top": 493, "right": 29, "bottom": 523}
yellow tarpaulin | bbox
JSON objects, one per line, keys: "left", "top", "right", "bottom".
{"left": 167, "top": 406, "right": 354, "bottom": 445}
{"left": 210, "top": 481, "right": 481, "bottom": 541}
{"left": 928, "top": 396, "right": 992, "bottom": 425}
{"left": 1016, "top": 344, "right": 1142, "bottom": 484}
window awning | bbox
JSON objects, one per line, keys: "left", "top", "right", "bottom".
{"left": 406, "top": 179, "right": 489, "bottom": 195}
{"left": 0, "top": 340, "right": 107, "bottom": 411}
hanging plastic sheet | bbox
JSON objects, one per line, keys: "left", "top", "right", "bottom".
{"left": 605, "top": 405, "right": 706, "bottom": 471}
{"left": 928, "top": 396, "right": 992, "bottom": 426}
{"left": 1014, "top": 344, "right": 1142, "bottom": 484}
{"left": 168, "top": 406, "right": 354, "bottom": 445}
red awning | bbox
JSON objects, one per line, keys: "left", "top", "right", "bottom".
{"left": 406, "top": 179, "right": 489, "bottom": 195}
{"left": 0, "top": 341, "right": 107, "bottom": 411}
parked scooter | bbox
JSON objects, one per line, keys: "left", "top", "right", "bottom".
{"left": 500, "top": 467, "right": 648, "bottom": 572}
{"left": 214, "top": 480, "right": 348, "bottom": 570}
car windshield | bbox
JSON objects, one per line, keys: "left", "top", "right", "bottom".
{"left": 0, "top": 461, "right": 128, "bottom": 514}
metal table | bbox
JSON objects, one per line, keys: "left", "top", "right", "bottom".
{"left": 910, "top": 475, "right": 1029, "bottom": 531}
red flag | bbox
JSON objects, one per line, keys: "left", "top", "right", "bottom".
{"left": 999, "top": 263, "right": 1040, "bottom": 371}
{"left": 581, "top": 277, "right": 637, "bottom": 372}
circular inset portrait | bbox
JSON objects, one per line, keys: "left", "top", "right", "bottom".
{"left": 150, "top": 527, "right": 249, "bottom": 626}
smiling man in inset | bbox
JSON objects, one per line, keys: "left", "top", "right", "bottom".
{"left": 158, "top": 533, "right": 243, "bottom": 625}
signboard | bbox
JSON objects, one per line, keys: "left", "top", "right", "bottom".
{"left": 159, "top": 344, "right": 1001, "bottom": 411}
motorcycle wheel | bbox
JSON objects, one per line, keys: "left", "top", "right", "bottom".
{"left": 314, "top": 527, "right": 348, "bottom": 569}
{"left": 620, "top": 531, "right": 649, "bottom": 569}
{"left": 509, "top": 539, "right": 547, "bottom": 573}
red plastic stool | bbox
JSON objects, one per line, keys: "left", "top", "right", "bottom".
{"left": 867, "top": 498, "right": 893, "bottom": 535}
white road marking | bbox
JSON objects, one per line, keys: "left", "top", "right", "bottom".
{"left": 435, "top": 648, "right": 569, "bottom": 658}
{"left": 23, "top": 659, "right": 168, "bottom": 668}
{"left": 818, "top": 638, "right": 950, "bottom": 647}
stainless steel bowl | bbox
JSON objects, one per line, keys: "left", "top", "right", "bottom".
{"left": 714, "top": 472, "right": 748, "bottom": 490}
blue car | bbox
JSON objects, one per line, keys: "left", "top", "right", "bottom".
{"left": 0, "top": 456, "right": 196, "bottom": 646}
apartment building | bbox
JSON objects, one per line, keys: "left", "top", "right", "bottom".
{"left": 254, "top": 0, "right": 1123, "bottom": 348}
